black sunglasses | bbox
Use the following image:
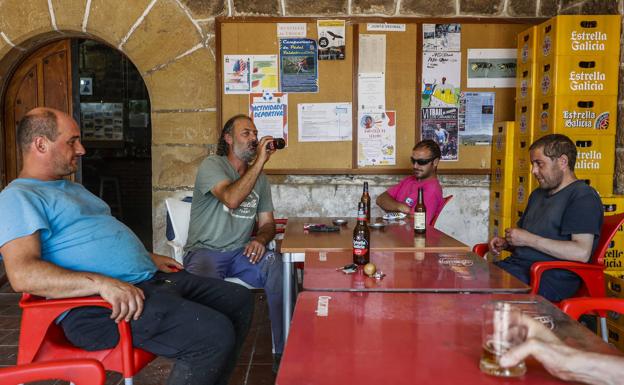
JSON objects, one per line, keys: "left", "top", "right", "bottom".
{"left": 410, "top": 157, "right": 436, "bottom": 166}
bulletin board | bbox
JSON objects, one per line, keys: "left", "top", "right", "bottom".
{"left": 217, "top": 18, "right": 538, "bottom": 174}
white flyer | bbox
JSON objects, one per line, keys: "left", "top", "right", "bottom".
{"left": 297, "top": 103, "right": 352, "bottom": 142}
{"left": 249, "top": 92, "right": 288, "bottom": 144}
{"left": 358, "top": 34, "right": 386, "bottom": 74}
{"left": 223, "top": 55, "right": 251, "bottom": 94}
{"left": 357, "top": 72, "right": 385, "bottom": 112}
{"left": 358, "top": 111, "right": 396, "bottom": 166}
{"left": 277, "top": 23, "right": 307, "bottom": 38}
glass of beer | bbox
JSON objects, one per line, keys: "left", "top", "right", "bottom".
{"left": 479, "top": 301, "right": 527, "bottom": 377}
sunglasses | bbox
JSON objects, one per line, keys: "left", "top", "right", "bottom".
{"left": 410, "top": 157, "right": 436, "bottom": 166}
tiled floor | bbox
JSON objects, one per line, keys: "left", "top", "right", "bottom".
{"left": 0, "top": 281, "right": 277, "bottom": 385}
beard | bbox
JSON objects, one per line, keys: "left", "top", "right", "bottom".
{"left": 233, "top": 142, "right": 257, "bottom": 163}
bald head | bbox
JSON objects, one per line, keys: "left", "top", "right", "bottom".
{"left": 17, "top": 107, "right": 62, "bottom": 153}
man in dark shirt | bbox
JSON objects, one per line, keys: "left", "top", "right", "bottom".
{"left": 488, "top": 134, "right": 603, "bottom": 302}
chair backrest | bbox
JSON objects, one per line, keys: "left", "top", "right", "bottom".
{"left": 430, "top": 195, "right": 453, "bottom": 226}
{"left": 165, "top": 198, "right": 192, "bottom": 262}
{"left": 592, "top": 212, "right": 624, "bottom": 265}
{"left": 560, "top": 297, "right": 624, "bottom": 320}
{"left": 0, "top": 359, "right": 105, "bottom": 384}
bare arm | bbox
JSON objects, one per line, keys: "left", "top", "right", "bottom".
{"left": 505, "top": 229, "right": 594, "bottom": 262}
{"left": 211, "top": 136, "right": 275, "bottom": 209}
{"left": 376, "top": 191, "right": 411, "bottom": 214}
{"left": 1, "top": 232, "right": 145, "bottom": 323}
{"left": 245, "top": 211, "right": 276, "bottom": 264}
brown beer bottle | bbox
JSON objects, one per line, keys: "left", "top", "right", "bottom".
{"left": 414, "top": 187, "right": 426, "bottom": 235}
{"left": 353, "top": 202, "right": 370, "bottom": 265}
{"left": 361, "top": 182, "right": 371, "bottom": 222}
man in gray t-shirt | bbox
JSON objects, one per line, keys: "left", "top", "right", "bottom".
{"left": 184, "top": 115, "right": 284, "bottom": 371}
{"left": 488, "top": 134, "right": 603, "bottom": 302}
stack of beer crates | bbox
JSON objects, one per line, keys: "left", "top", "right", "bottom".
{"left": 602, "top": 197, "right": 624, "bottom": 350}
{"left": 489, "top": 122, "right": 514, "bottom": 259}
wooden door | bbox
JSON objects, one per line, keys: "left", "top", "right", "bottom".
{"left": 2, "top": 39, "right": 72, "bottom": 186}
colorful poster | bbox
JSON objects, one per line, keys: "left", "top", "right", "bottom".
{"left": 297, "top": 102, "right": 352, "bottom": 142}
{"left": 280, "top": 38, "right": 319, "bottom": 93}
{"left": 249, "top": 92, "right": 288, "bottom": 145}
{"left": 422, "top": 24, "right": 461, "bottom": 51}
{"left": 317, "top": 20, "right": 346, "bottom": 60}
{"left": 466, "top": 49, "right": 517, "bottom": 88}
{"left": 421, "top": 107, "right": 458, "bottom": 161}
{"left": 358, "top": 111, "right": 396, "bottom": 166}
{"left": 458, "top": 92, "right": 495, "bottom": 145}
{"left": 421, "top": 51, "right": 461, "bottom": 108}
{"left": 81, "top": 103, "right": 123, "bottom": 141}
{"left": 224, "top": 55, "right": 251, "bottom": 94}
{"left": 250, "top": 55, "right": 278, "bottom": 93}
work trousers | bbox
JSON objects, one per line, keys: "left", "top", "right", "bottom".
{"left": 61, "top": 270, "right": 254, "bottom": 385}
{"left": 184, "top": 247, "right": 284, "bottom": 354}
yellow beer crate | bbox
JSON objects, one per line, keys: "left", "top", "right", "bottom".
{"left": 605, "top": 271, "right": 624, "bottom": 298}
{"left": 604, "top": 236, "right": 624, "bottom": 271}
{"left": 576, "top": 173, "right": 613, "bottom": 197}
{"left": 538, "top": 15, "right": 621, "bottom": 59}
{"left": 512, "top": 208, "right": 525, "bottom": 229}
{"left": 538, "top": 55, "right": 620, "bottom": 97}
{"left": 569, "top": 135, "right": 615, "bottom": 176}
{"left": 512, "top": 172, "right": 534, "bottom": 213}
{"left": 602, "top": 196, "right": 624, "bottom": 215}
{"left": 518, "top": 26, "right": 537, "bottom": 65}
{"left": 534, "top": 95, "right": 616, "bottom": 137}
{"left": 514, "top": 138, "right": 532, "bottom": 172}
{"left": 488, "top": 214, "right": 513, "bottom": 260}
{"left": 516, "top": 63, "right": 536, "bottom": 102}
{"left": 515, "top": 102, "right": 535, "bottom": 138}
{"left": 490, "top": 158, "right": 513, "bottom": 190}
{"left": 489, "top": 187, "right": 513, "bottom": 219}
{"left": 607, "top": 320, "right": 624, "bottom": 352}
{"left": 491, "top": 121, "right": 515, "bottom": 160}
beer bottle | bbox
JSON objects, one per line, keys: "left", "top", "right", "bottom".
{"left": 361, "top": 182, "right": 371, "bottom": 222}
{"left": 353, "top": 202, "right": 370, "bottom": 265}
{"left": 414, "top": 187, "right": 426, "bottom": 235}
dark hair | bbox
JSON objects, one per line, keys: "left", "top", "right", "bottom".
{"left": 529, "top": 134, "right": 577, "bottom": 171}
{"left": 17, "top": 110, "right": 59, "bottom": 152}
{"left": 217, "top": 114, "right": 252, "bottom": 156}
{"left": 414, "top": 139, "right": 441, "bottom": 160}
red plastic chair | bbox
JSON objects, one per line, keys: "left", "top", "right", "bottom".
{"left": 560, "top": 297, "right": 624, "bottom": 342}
{"left": 0, "top": 359, "right": 105, "bottom": 384}
{"left": 472, "top": 243, "right": 489, "bottom": 258}
{"left": 430, "top": 195, "right": 453, "bottom": 226}
{"left": 17, "top": 293, "right": 155, "bottom": 385}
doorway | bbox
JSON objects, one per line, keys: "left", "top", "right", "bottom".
{"left": 2, "top": 39, "right": 153, "bottom": 248}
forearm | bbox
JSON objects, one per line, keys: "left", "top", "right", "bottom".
{"left": 376, "top": 192, "right": 408, "bottom": 213}
{"left": 254, "top": 221, "right": 276, "bottom": 245}
{"left": 221, "top": 162, "right": 264, "bottom": 208}
{"left": 8, "top": 259, "right": 106, "bottom": 298}
{"left": 530, "top": 235, "right": 590, "bottom": 262}
{"left": 566, "top": 351, "right": 624, "bottom": 385}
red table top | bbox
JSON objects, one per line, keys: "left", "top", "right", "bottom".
{"left": 302, "top": 251, "right": 530, "bottom": 293}
{"left": 281, "top": 217, "right": 470, "bottom": 253}
{"left": 277, "top": 292, "right": 618, "bottom": 385}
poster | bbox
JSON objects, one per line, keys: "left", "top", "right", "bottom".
{"left": 358, "top": 34, "right": 386, "bottom": 74}
{"left": 421, "top": 51, "right": 461, "bottom": 108}
{"left": 317, "top": 20, "right": 346, "bottom": 60}
{"left": 422, "top": 24, "right": 461, "bottom": 51}
{"left": 421, "top": 107, "right": 458, "bottom": 161}
{"left": 250, "top": 55, "right": 279, "bottom": 92}
{"left": 223, "top": 55, "right": 251, "bottom": 94}
{"left": 249, "top": 92, "right": 288, "bottom": 144}
{"left": 81, "top": 103, "right": 123, "bottom": 141}
{"left": 280, "top": 38, "right": 319, "bottom": 93}
{"left": 466, "top": 49, "right": 517, "bottom": 88}
{"left": 358, "top": 111, "right": 396, "bottom": 166}
{"left": 357, "top": 72, "right": 385, "bottom": 112}
{"left": 297, "top": 102, "right": 352, "bottom": 142}
{"left": 458, "top": 92, "right": 495, "bottom": 145}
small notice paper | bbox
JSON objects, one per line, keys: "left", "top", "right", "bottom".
{"left": 316, "top": 296, "right": 332, "bottom": 317}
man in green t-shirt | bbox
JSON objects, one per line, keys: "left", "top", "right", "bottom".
{"left": 184, "top": 114, "right": 284, "bottom": 371}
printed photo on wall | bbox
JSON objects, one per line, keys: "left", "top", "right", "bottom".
{"left": 422, "top": 24, "right": 461, "bottom": 52}
{"left": 317, "top": 20, "right": 346, "bottom": 60}
{"left": 421, "top": 107, "right": 458, "bottom": 161}
{"left": 466, "top": 49, "right": 517, "bottom": 88}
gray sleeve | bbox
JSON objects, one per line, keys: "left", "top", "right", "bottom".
{"left": 256, "top": 174, "right": 274, "bottom": 213}
{"left": 195, "top": 157, "right": 230, "bottom": 196}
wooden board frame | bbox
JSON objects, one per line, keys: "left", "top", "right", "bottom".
{"left": 216, "top": 17, "right": 544, "bottom": 175}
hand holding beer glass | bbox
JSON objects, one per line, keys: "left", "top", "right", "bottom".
{"left": 480, "top": 302, "right": 528, "bottom": 377}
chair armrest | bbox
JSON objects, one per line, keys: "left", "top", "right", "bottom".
{"left": 20, "top": 294, "right": 111, "bottom": 312}
{"left": 530, "top": 261, "right": 605, "bottom": 296}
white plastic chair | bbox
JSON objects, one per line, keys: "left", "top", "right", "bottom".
{"left": 164, "top": 197, "right": 257, "bottom": 289}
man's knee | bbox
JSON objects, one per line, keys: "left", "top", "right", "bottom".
{"left": 184, "top": 250, "right": 221, "bottom": 279}
{"left": 261, "top": 252, "right": 283, "bottom": 293}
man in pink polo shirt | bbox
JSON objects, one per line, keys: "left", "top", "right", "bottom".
{"left": 376, "top": 139, "right": 444, "bottom": 225}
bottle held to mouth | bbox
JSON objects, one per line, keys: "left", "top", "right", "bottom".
{"left": 266, "top": 138, "right": 286, "bottom": 150}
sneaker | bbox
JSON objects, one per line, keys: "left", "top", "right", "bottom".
{"left": 272, "top": 353, "right": 282, "bottom": 374}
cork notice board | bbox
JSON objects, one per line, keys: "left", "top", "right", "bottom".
{"left": 217, "top": 18, "right": 535, "bottom": 174}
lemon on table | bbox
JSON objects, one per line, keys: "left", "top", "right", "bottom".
{"left": 363, "top": 263, "right": 376, "bottom": 276}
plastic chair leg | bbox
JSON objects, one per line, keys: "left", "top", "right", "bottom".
{"left": 600, "top": 317, "right": 608, "bottom": 343}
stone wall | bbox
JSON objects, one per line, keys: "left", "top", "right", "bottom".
{"left": 0, "top": 0, "right": 621, "bottom": 255}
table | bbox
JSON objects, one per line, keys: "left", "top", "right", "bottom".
{"left": 303, "top": 250, "right": 530, "bottom": 293}
{"left": 281, "top": 217, "right": 470, "bottom": 337}
{"left": 277, "top": 292, "right": 618, "bottom": 385}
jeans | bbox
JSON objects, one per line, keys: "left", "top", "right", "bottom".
{"left": 184, "top": 247, "right": 284, "bottom": 354}
{"left": 61, "top": 270, "right": 254, "bottom": 385}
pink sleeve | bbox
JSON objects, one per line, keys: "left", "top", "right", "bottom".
{"left": 386, "top": 177, "right": 408, "bottom": 200}
{"left": 423, "top": 181, "right": 443, "bottom": 225}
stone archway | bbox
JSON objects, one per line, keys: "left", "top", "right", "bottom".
{"left": 0, "top": 0, "right": 219, "bottom": 250}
